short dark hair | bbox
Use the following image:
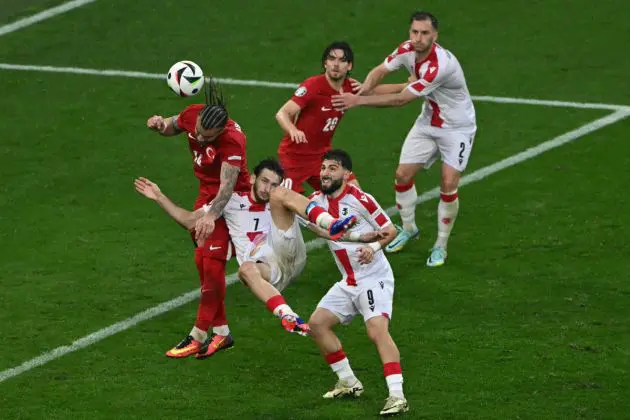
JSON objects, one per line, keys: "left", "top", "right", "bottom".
{"left": 321, "top": 41, "right": 354, "bottom": 68}
{"left": 409, "top": 11, "right": 439, "bottom": 30}
{"left": 253, "top": 158, "right": 284, "bottom": 180}
{"left": 322, "top": 149, "right": 352, "bottom": 171}
{"left": 200, "top": 76, "right": 228, "bottom": 130}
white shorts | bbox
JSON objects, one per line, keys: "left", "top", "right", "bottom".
{"left": 399, "top": 123, "right": 477, "bottom": 172}
{"left": 246, "top": 216, "right": 307, "bottom": 291}
{"left": 316, "top": 277, "right": 394, "bottom": 325}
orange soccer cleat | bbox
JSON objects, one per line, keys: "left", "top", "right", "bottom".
{"left": 195, "top": 333, "right": 234, "bottom": 359}
{"left": 281, "top": 314, "right": 311, "bottom": 336}
{"left": 165, "top": 335, "right": 204, "bottom": 358}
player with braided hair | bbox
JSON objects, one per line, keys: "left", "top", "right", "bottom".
{"left": 146, "top": 77, "right": 251, "bottom": 358}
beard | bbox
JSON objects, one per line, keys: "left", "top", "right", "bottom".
{"left": 252, "top": 187, "right": 268, "bottom": 203}
{"left": 320, "top": 177, "right": 344, "bottom": 195}
{"left": 326, "top": 70, "right": 346, "bottom": 82}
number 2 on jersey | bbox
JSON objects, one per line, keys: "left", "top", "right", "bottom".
{"left": 323, "top": 117, "right": 339, "bottom": 132}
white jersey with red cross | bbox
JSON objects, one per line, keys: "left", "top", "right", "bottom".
{"left": 384, "top": 41, "right": 476, "bottom": 129}
{"left": 309, "top": 185, "right": 394, "bottom": 286}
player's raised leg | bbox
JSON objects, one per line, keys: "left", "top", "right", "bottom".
{"left": 309, "top": 307, "right": 364, "bottom": 399}
{"left": 365, "top": 316, "right": 409, "bottom": 415}
{"left": 269, "top": 187, "right": 356, "bottom": 239}
{"left": 427, "top": 162, "right": 461, "bottom": 267}
{"left": 238, "top": 261, "right": 309, "bottom": 336}
{"left": 386, "top": 163, "right": 423, "bottom": 253}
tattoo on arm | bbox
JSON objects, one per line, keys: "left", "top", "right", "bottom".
{"left": 171, "top": 115, "right": 183, "bottom": 134}
{"left": 207, "top": 162, "right": 240, "bottom": 218}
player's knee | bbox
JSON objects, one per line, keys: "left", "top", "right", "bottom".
{"left": 238, "top": 262, "right": 258, "bottom": 287}
{"left": 366, "top": 318, "right": 390, "bottom": 343}
{"left": 441, "top": 176, "right": 459, "bottom": 192}
{"left": 395, "top": 167, "right": 415, "bottom": 185}
{"left": 308, "top": 313, "right": 329, "bottom": 336}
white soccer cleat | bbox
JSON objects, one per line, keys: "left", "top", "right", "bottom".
{"left": 379, "top": 396, "right": 409, "bottom": 416}
{"left": 322, "top": 378, "right": 364, "bottom": 399}
{"left": 426, "top": 247, "right": 447, "bottom": 267}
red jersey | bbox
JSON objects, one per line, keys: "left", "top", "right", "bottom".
{"left": 176, "top": 104, "right": 250, "bottom": 201}
{"left": 278, "top": 75, "right": 353, "bottom": 162}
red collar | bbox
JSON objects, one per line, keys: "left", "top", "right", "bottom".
{"left": 247, "top": 191, "right": 267, "bottom": 212}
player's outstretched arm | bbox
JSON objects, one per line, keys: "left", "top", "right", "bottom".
{"left": 332, "top": 88, "right": 417, "bottom": 111}
{"left": 146, "top": 115, "right": 182, "bottom": 136}
{"left": 305, "top": 222, "right": 388, "bottom": 243}
{"left": 357, "top": 63, "right": 391, "bottom": 95}
{"left": 275, "top": 100, "right": 307, "bottom": 143}
{"left": 134, "top": 177, "right": 201, "bottom": 230}
{"left": 195, "top": 162, "right": 240, "bottom": 241}
{"left": 368, "top": 83, "right": 409, "bottom": 95}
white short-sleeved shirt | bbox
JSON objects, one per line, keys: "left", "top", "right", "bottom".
{"left": 384, "top": 41, "right": 476, "bottom": 129}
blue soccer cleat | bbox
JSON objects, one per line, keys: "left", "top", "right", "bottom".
{"left": 426, "top": 247, "right": 447, "bottom": 267}
{"left": 328, "top": 215, "right": 358, "bottom": 240}
{"left": 385, "top": 225, "right": 420, "bottom": 253}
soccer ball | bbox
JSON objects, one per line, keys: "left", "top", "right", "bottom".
{"left": 166, "top": 61, "right": 204, "bottom": 97}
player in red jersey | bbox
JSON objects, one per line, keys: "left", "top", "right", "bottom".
{"left": 276, "top": 41, "right": 409, "bottom": 194}
{"left": 275, "top": 41, "right": 360, "bottom": 194}
{"left": 146, "top": 81, "right": 249, "bottom": 358}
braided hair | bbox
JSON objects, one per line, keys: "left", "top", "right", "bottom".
{"left": 199, "top": 76, "right": 228, "bottom": 130}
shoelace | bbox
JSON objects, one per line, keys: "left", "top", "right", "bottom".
{"left": 175, "top": 335, "right": 194, "bottom": 349}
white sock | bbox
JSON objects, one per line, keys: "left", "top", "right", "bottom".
{"left": 386, "top": 374, "right": 404, "bottom": 399}
{"left": 274, "top": 304, "right": 296, "bottom": 318}
{"left": 189, "top": 326, "right": 207, "bottom": 343}
{"left": 395, "top": 182, "right": 418, "bottom": 232}
{"left": 316, "top": 213, "right": 334, "bottom": 229}
{"left": 434, "top": 190, "right": 459, "bottom": 249}
{"left": 330, "top": 358, "right": 357, "bottom": 382}
{"left": 212, "top": 325, "right": 230, "bottom": 336}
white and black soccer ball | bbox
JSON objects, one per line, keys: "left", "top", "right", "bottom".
{"left": 166, "top": 61, "right": 204, "bottom": 97}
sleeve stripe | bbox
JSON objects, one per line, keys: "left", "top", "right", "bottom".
{"left": 375, "top": 213, "right": 388, "bottom": 226}
{"left": 227, "top": 156, "right": 242, "bottom": 161}
{"left": 349, "top": 187, "right": 378, "bottom": 213}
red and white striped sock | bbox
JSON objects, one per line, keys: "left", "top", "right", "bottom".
{"left": 435, "top": 190, "right": 459, "bottom": 249}
{"left": 384, "top": 361, "right": 404, "bottom": 398}
{"left": 265, "top": 295, "right": 295, "bottom": 318}
{"left": 325, "top": 349, "right": 356, "bottom": 381}
{"left": 395, "top": 181, "right": 418, "bottom": 233}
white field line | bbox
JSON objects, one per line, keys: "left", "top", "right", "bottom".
{"left": 1, "top": 109, "right": 628, "bottom": 384}
{"left": 1, "top": 63, "right": 629, "bottom": 112}
{"left": 0, "top": 0, "right": 97, "bottom": 37}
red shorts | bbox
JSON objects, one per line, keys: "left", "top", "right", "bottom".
{"left": 192, "top": 193, "right": 231, "bottom": 261}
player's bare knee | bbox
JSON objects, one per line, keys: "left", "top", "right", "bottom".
{"left": 308, "top": 313, "right": 329, "bottom": 336}
{"left": 366, "top": 317, "right": 390, "bottom": 343}
{"left": 395, "top": 167, "right": 415, "bottom": 185}
{"left": 238, "top": 262, "right": 258, "bottom": 287}
{"left": 366, "top": 325, "right": 388, "bottom": 344}
{"left": 441, "top": 176, "right": 459, "bottom": 193}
